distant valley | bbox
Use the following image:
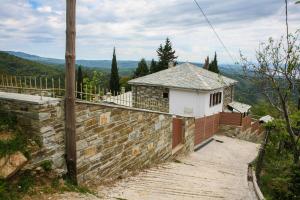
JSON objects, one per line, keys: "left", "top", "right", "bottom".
{"left": 1, "top": 51, "right": 261, "bottom": 105}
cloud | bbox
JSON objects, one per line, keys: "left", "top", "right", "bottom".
{"left": 0, "top": 0, "right": 299, "bottom": 63}
{"left": 37, "top": 6, "right": 52, "bottom": 13}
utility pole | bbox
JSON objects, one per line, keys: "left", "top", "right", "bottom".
{"left": 65, "top": 0, "right": 77, "bottom": 184}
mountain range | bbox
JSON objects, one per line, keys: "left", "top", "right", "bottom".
{"left": 1, "top": 50, "right": 259, "bottom": 105}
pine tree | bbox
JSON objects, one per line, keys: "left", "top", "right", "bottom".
{"left": 76, "top": 66, "right": 83, "bottom": 98}
{"left": 109, "top": 47, "right": 120, "bottom": 94}
{"left": 134, "top": 58, "right": 149, "bottom": 77}
{"left": 203, "top": 56, "right": 209, "bottom": 70}
{"left": 150, "top": 59, "right": 158, "bottom": 73}
{"left": 156, "top": 38, "right": 178, "bottom": 71}
{"left": 208, "top": 52, "right": 219, "bottom": 73}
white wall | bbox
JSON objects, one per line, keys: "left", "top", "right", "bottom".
{"left": 169, "top": 88, "right": 224, "bottom": 117}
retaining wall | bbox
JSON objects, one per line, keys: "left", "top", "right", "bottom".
{"left": 0, "top": 92, "right": 195, "bottom": 184}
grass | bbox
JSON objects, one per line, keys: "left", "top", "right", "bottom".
{"left": 0, "top": 112, "right": 29, "bottom": 158}
{"left": 0, "top": 170, "right": 96, "bottom": 200}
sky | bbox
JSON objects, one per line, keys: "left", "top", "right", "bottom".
{"left": 0, "top": 0, "right": 299, "bottom": 64}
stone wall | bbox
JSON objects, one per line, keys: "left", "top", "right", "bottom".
{"left": 75, "top": 102, "right": 195, "bottom": 184}
{"left": 0, "top": 92, "right": 195, "bottom": 185}
{"left": 223, "top": 85, "right": 234, "bottom": 110}
{"left": 131, "top": 85, "right": 169, "bottom": 113}
{"left": 0, "top": 93, "right": 66, "bottom": 174}
{"left": 217, "top": 124, "right": 264, "bottom": 143}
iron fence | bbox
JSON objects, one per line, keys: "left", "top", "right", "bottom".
{"left": 0, "top": 74, "right": 168, "bottom": 112}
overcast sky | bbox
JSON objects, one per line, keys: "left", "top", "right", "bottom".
{"left": 0, "top": 0, "right": 299, "bottom": 63}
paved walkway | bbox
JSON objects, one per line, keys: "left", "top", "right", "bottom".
{"left": 98, "top": 136, "right": 259, "bottom": 200}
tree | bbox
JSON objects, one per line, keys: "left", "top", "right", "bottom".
{"left": 208, "top": 52, "right": 220, "bottom": 73}
{"left": 203, "top": 56, "right": 209, "bottom": 70}
{"left": 76, "top": 66, "right": 83, "bottom": 98}
{"left": 241, "top": 31, "right": 300, "bottom": 164}
{"left": 150, "top": 59, "right": 158, "bottom": 74}
{"left": 156, "top": 38, "right": 178, "bottom": 71}
{"left": 134, "top": 58, "right": 149, "bottom": 77}
{"left": 109, "top": 47, "right": 120, "bottom": 94}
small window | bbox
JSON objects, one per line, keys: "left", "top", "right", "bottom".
{"left": 209, "top": 92, "right": 223, "bottom": 107}
{"left": 219, "top": 92, "right": 222, "bottom": 103}
{"left": 163, "top": 92, "right": 169, "bottom": 99}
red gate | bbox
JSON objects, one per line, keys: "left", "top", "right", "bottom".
{"left": 194, "top": 114, "right": 220, "bottom": 145}
{"left": 172, "top": 118, "right": 183, "bottom": 148}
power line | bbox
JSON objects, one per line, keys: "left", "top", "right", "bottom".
{"left": 193, "top": 0, "right": 237, "bottom": 64}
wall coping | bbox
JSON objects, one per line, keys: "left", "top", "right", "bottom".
{"left": 0, "top": 92, "right": 195, "bottom": 119}
{"left": 0, "top": 92, "right": 60, "bottom": 105}
{"left": 77, "top": 100, "right": 195, "bottom": 119}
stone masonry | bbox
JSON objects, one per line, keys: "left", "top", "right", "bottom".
{"left": 0, "top": 93, "right": 66, "bottom": 174}
{"left": 0, "top": 92, "right": 195, "bottom": 185}
{"left": 75, "top": 102, "right": 195, "bottom": 184}
{"left": 223, "top": 85, "right": 234, "bottom": 110}
{"left": 131, "top": 85, "right": 169, "bottom": 113}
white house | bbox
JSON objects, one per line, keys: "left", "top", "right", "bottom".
{"left": 128, "top": 63, "right": 245, "bottom": 118}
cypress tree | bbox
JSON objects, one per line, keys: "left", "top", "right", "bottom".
{"left": 134, "top": 58, "right": 149, "bottom": 78}
{"left": 150, "top": 59, "right": 158, "bottom": 73}
{"left": 109, "top": 47, "right": 120, "bottom": 94}
{"left": 203, "top": 56, "right": 209, "bottom": 70}
{"left": 208, "top": 52, "right": 220, "bottom": 73}
{"left": 156, "top": 38, "right": 178, "bottom": 71}
{"left": 76, "top": 65, "right": 83, "bottom": 98}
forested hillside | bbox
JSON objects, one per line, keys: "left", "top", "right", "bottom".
{"left": 0, "top": 51, "right": 63, "bottom": 76}
{"left": 0, "top": 51, "right": 261, "bottom": 105}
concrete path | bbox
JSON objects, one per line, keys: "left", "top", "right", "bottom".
{"left": 98, "top": 136, "right": 259, "bottom": 200}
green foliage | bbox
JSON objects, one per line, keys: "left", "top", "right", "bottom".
{"left": 0, "top": 133, "right": 28, "bottom": 157}
{"left": 0, "top": 170, "right": 35, "bottom": 200}
{"left": 258, "top": 120, "right": 300, "bottom": 200}
{"left": 251, "top": 101, "right": 280, "bottom": 118}
{"left": 134, "top": 58, "right": 149, "bottom": 78}
{"left": 156, "top": 38, "right": 178, "bottom": 72}
{"left": 0, "top": 112, "right": 17, "bottom": 132}
{"left": 0, "top": 112, "right": 28, "bottom": 157}
{"left": 76, "top": 66, "right": 84, "bottom": 98}
{"left": 0, "top": 51, "right": 63, "bottom": 76}
{"left": 150, "top": 59, "right": 158, "bottom": 74}
{"left": 120, "top": 76, "right": 132, "bottom": 92}
{"left": 40, "top": 160, "right": 53, "bottom": 172}
{"left": 208, "top": 52, "right": 219, "bottom": 73}
{"left": 110, "top": 48, "right": 120, "bottom": 93}
{"left": 290, "top": 165, "right": 300, "bottom": 198}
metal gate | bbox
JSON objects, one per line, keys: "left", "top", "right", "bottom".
{"left": 194, "top": 114, "right": 220, "bottom": 145}
{"left": 172, "top": 118, "right": 183, "bottom": 148}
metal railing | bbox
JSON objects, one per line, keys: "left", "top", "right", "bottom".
{"left": 0, "top": 74, "right": 168, "bottom": 112}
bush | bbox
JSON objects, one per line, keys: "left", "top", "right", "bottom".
{"left": 40, "top": 160, "right": 53, "bottom": 172}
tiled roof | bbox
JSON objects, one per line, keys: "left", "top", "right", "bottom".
{"left": 228, "top": 101, "right": 252, "bottom": 113}
{"left": 128, "top": 63, "right": 237, "bottom": 91}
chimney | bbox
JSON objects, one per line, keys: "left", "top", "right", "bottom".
{"left": 168, "top": 61, "right": 175, "bottom": 68}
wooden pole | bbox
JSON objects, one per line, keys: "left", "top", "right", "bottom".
{"left": 65, "top": 0, "right": 77, "bottom": 184}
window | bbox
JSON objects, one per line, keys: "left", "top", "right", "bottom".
{"left": 209, "top": 92, "right": 222, "bottom": 107}
{"left": 163, "top": 92, "right": 169, "bottom": 99}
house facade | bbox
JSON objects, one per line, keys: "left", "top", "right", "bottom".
{"left": 129, "top": 63, "right": 236, "bottom": 117}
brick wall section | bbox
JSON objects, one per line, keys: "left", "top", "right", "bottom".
{"left": 242, "top": 116, "right": 252, "bottom": 131}
{"left": 223, "top": 85, "right": 234, "bottom": 110}
{"left": 75, "top": 102, "right": 194, "bottom": 184}
{"left": 194, "top": 114, "right": 220, "bottom": 145}
{"left": 0, "top": 96, "right": 66, "bottom": 174}
{"left": 131, "top": 85, "right": 169, "bottom": 113}
{"left": 220, "top": 112, "right": 242, "bottom": 126}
